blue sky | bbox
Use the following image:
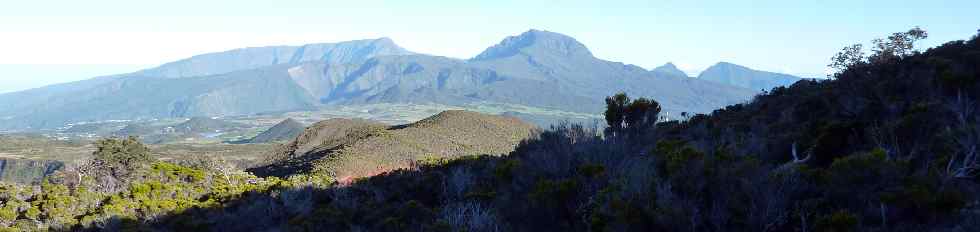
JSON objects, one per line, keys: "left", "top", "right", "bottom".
{"left": 1, "top": 0, "right": 977, "bottom": 93}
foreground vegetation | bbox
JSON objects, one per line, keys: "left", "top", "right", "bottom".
{"left": 0, "top": 134, "right": 275, "bottom": 184}
{"left": 1, "top": 28, "right": 978, "bottom": 231}
{"left": 0, "top": 137, "right": 332, "bottom": 231}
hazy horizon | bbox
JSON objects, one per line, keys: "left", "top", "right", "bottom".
{"left": 2, "top": 0, "right": 978, "bottom": 93}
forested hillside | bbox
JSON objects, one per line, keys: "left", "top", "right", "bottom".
{"left": 0, "top": 29, "right": 977, "bottom": 231}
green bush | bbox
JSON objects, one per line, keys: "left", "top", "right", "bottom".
{"left": 815, "top": 210, "right": 858, "bottom": 232}
{"left": 494, "top": 159, "right": 521, "bottom": 181}
{"left": 653, "top": 140, "right": 703, "bottom": 177}
{"left": 91, "top": 137, "right": 152, "bottom": 180}
{"left": 577, "top": 163, "right": 606, "bottom": 178}
{"left": 530, "top": 178, "right": 578, "bottom": 204}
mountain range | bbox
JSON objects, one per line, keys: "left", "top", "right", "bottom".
{"left": 0, "top": 30, "right": 800, "bottom": 130}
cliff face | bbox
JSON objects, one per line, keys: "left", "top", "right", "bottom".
{"left": 0, "top": 159, "right": 64, "bottom": 184}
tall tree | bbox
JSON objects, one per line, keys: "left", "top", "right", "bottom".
{"left": 828, "top": 27, "right": 928, "bottom": 77}
{"left": 829, "top": 44, "right": 865, "bottom": 77}
{"left": 604, "top": 93, "right": 662, "bottom": 137}
{"left": 604, "top": 93, "right": 630, "bottom": 135}
{"left": 81, "top": 136, "right": 153, "bottom": 192}
{"left": 624, "top": 97, "right": 661, "bottom": 133}
{"left": 870, "top": 26, "right": 928, "bottom": 63}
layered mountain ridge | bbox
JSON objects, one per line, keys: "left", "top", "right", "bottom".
{"left": 0, "top": 30, "right": 795, "bottom": 130}
{"left": 137, "top": 38, "right": 414, "bottom": 78}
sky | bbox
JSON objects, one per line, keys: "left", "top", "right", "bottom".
{"left": 1, "top": 0, "right": 978, "bottom": 93}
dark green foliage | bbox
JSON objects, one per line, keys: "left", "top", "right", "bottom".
{"left": 529, "top": 178, "right": 578, "bottom": 204}
{"left": 830, "top": 26, "right": 930, "bottom": 76}
{"left": 815, "top": 210, "right": 859, "bottom": 232}
{"left": 91, "top": 136, "right": 152, "bottom": 179}
{"left": 653, "top": 139, "right": 703, "bottom": 177}
{"left": 577, "top": 163, "right": 605, "bottom": 178}
{"left": 604, "top": 92, "right": 661, "bottom": 138}
{"left": 624, "top": 97, "right": 661, "bottom": 133}
{"left": 493, "top": 159, "right": 520, "bottom": 181}
{"left": 869, "top": 27, "right": 928, "bottom": 63}
{"left": 603, "top": 92, "right": 629, "bottom": 134}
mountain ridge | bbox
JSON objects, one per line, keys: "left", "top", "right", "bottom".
{"left": 0, "top": 30, "right": 780, "bottom": 130}
{"left": 471, "top": 29, "right": 594, "bottom": 61}
{"left": 651, "top": 62, "right": 689, "bottom": 78}
{"left": 697, "top": 61, "right": 802, "bottom": 91}
{"left": 136, "top": 38, "right": 414, "bottom": 78}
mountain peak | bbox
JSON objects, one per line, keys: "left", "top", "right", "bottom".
{"left": 368, "top": 37, "right": 401, "bottom": 49}
{"left": 652, "top": 62, "right": 688, "bottom": 77}
{"left": 360, "top": 37, "right": 414, "bottom": 56}
{"left": 471, "top": 29, "right": 593, "bottom": 60}
{"left": 710, "top": 61, "right": 740, "bottom": 68}
{"left": 701, "top": 62, "right": 764, "bottom": 75}
{"left": 698, "top": 61, "right": 802, "bottom": 91}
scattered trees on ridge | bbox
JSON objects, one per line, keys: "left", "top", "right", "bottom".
{"left": 829, "top": 26, "right": 928, "bottom": 76}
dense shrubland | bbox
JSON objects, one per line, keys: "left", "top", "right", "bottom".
{"left": 1, "top": 28, "right": 978, "bottom": 231}
{"left": 0, "top": 137, "right": 333, "bottom": 231}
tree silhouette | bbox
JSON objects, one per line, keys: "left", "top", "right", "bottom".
{"left": 829, "top": 27, "right": 928, "bottom": 77}
{"left": 604, "top": 92, "right": 661, "bottom": 137}
{"left": 604, "top": 93, "right": 629, "bottom": 136}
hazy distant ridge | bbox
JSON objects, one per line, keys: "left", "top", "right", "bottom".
{"left": 697, "top": 62, "right": 802, "bottom": 91}
{"left": 137, "top": 38, "right": 414, "bottom": 78}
